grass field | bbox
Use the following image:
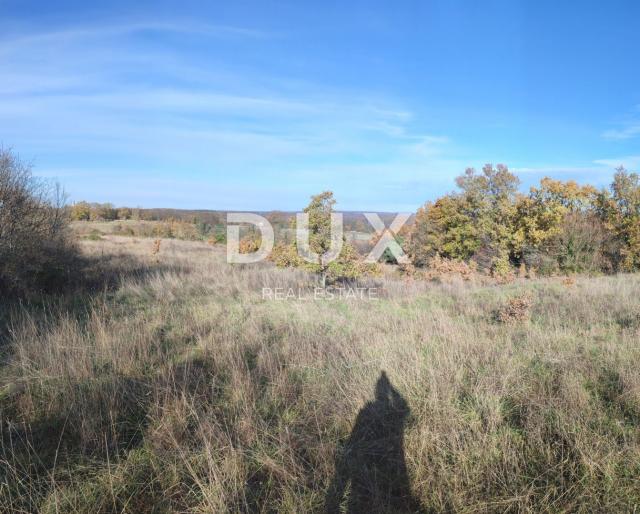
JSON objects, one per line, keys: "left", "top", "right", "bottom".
{"left": 1, "top": 236, "right": 640, "bottom": 513}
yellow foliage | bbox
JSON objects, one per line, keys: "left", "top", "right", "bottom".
{"left": 70, "top": 201, "right": 92, "bottom": 221}
{"left": 239, "top": 236, "right": 261, "bottom": 254}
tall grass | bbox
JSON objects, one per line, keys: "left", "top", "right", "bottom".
{"left": 1, "top": 236, "right": 639, "bottom": 512}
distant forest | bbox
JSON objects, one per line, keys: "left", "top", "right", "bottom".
{"left": 69, "top": 163, "right": 640, "bottom": 277}
{"left": 69, "top": 203, "right": 401, "bottom": 234}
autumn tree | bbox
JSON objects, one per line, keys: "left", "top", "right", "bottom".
{"left": 304, "top": 191, "right": 336, "bottom": 255}
{"left": 117, "top": 207, "right": 133, "bottom": 220}
{"left": 70, "top": 201, "right": 92, "bottom": 221}
{"left": 513, "top": 178, "right": 602, "bottom": 273}
{"left": 408, "top": 164, "right": 640, "bottom": 276}
{"left": 552, "top": 211, "right": 610, "bottom": 273}
{"left": 95, "top": 203, "right": 117, "bottom": 221}
{"left": 457, "top": 164, "right": 520, "bottom": 273}
{"left": 270, "top": 191, "right": 378, "bottom": 284}
{"left": 289, "top": 191, "right": 339, "bottom": 286}
{"left": 408, "top": 164, "right": 519, "bottom": 274}
{"left": 596, "top": 167, "right": 640, "bottom": 271}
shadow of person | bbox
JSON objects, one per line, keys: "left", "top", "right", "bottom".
{"left": 325, "top": 371, "right": 422, "bottom": 513}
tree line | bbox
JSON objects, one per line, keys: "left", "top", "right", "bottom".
{"left": 269, "top": 164, "right": 640, "bottom": 282}
{"left": 405, "top": 164, "right": 640, "bottom": 276}
{"left": 70, "top": 202, "right": 138, "bottom": 221}
{"left": 3, "top": 142, "right": 640, "bottom": 296}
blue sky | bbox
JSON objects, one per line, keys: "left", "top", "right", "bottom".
{"left": 1, "top": 0, "right": 639, "bottom": 211}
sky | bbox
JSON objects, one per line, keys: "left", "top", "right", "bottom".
{"left": 1, "top": 0, "right": 639, "bottom": 211}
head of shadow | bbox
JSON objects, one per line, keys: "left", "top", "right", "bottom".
{"left": 325, "top": 371, "right": 421, "bottom": 513}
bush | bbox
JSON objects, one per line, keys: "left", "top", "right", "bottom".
{"left": 495, "top": 293, "right": 533, "bottom": 323}
{"left": 0, "top": 148, "right": 77, "bottom": 296}
{"left": 420, "top": 254, "right": 477, "bottom": 282}
{"left": 87, "top": 229, "right": 104, "bottom": 241}
{"left": 270, "top": 240, "right": 381, "bottom": 283}
{"left": 239, "top": 235, "right": 262, "bottom": 254}
{"left": 326, "top": 242, "right": 381, "bottom": 282}
{"left": 269, "top": 242, "right": 303, "bottom": 267}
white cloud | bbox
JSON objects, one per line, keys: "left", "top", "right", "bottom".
{"left": 512, "top": 165, "right": 607, "bottom": 175}
{"left": 0, "top": 19, "right": 451, "bottom": 177}
{"left": 409, "top": 136, "right": 450, "bottom": 157}
{"left": 594, "top": 156, "right": 640, "bottom": 170}
{"left": 0, "top": 20, "right": 269, "bottom": 54}
{"left": 602, "top": 105, "right": 640, "bottom": 140}
{"left": 602, "top": 125, "right": 640, "bottom": 140}
{"left": 0, "top": 18, "right": 466, "bottom": 210}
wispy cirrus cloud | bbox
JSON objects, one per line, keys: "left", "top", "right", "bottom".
{"left": 0, "top": 18, "right": 456, "bottom": 209}
{"left": 512, "top": 165, "right": 607, "bottom": 175}
{"left": 594, "top": 156, "right": 640, "bottom": 170}
{"left": 510, "top": 157, "right": 639, "bottom": 190}
{"left": 0, "top": 20, "right": 270, "bottom": 53}
{"left": 602, "top": 125, "right": 640, "bottom": 140}
{"left": 2, "top": 2, "right": 639, "bottom": 211}
{"left": 602, "top": 105, "right": 640, "bottom": 140}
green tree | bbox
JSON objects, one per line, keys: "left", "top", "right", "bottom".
{"left": 407, "top": 195, "right": 479, "bottom": 266}
{"left": 457, "top": 164, "right": 520, "bottom": 273}
{"left": 408, "top": 164, "right": 519, "bottom": 274}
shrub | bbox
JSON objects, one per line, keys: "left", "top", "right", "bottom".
{"left": 195, "top": 219, "right": 212, "bottom": 239}
{"left": 270, "top": 240, "right": 380, "bottom": 283}
{"left": 269, "top": 243, "right": 303, "bottom": 267}
{"left": 239, "top": 235, "right": 261, "bottom": 254}
{"left": 369, "top": 232, "right": 405, "bottom": 264}
{"left": 420, "top": 254, "right": 477, "bottom": 282}
{"left": 495, "top": 293, "right": 533, "bottom": 323}
{"left": 87, "top": 229, "right": 104, "bottom": 241}
{"left": 0, "top": 148, "right": 77, "bottom": 296}
{"left": 326, "top": 242, "right": 381, "bottom": 282}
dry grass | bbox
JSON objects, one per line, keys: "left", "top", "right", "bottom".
{"left": 1, "top": 236, "right": 640, "bottom": 513}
